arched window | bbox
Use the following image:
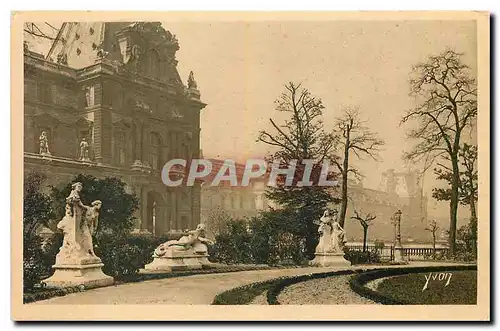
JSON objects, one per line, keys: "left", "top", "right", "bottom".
{"left": 149, "top": 132, "right": 162, "bottom": 170}
{"left": 115, "top": 131, "right": 126, "bottom": 165}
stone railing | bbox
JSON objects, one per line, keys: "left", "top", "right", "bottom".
{"left": 346, "top": 243, "right": 449, "bottom": 261}
{"left": 403, "top": 247, "right": 449, "bottom": 260}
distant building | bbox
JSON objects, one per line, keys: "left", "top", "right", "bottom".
{"left": 342, "top": 169, "right": 429, "bottom": 244}
{"left": 23, "top": 22, "right": 206, "bottom": 235}
{"left": 200, "top": 159, "right": 270, "bottom": 225}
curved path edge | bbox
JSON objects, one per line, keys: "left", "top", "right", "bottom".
{"left": 32, "top": 262, "right": 472, "bottom": 305}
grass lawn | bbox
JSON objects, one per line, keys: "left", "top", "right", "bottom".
{"left": 376, "top": 270, "right": 477, "bottom": 305}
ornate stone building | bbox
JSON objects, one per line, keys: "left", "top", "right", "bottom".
{"left": 23, "top": 22, "right": 206, "bottom": 235}
{"left": 342, "top": 169, "right": 429, "bottom": 244}
{"left": 200, "top": 159, "right": 271, "bottom": 225}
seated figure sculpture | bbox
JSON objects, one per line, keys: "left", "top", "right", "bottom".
{"left": 145, "top": 223, "right": 215, "bottom": 272}
{"left": 153, "top": 224, "right": 214, "bottom": 257}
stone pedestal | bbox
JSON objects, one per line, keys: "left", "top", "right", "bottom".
{"left": 144, "top": 249, "right": 212, "bottom": 272}
{"left": 309, "top": 253, "right": 351, "bottom": 267}
{"left": 44, "top": 257, "right": 114, "bottom": 289}
{"left": 394, "top": 245, "right": 405, "bottom": 263}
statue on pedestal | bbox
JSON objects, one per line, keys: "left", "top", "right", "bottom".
{"left": 153, "top": 224, "right": 214, "bottom": 258}
{"left": 56, "top": 182, "right": 101, "bottom": 262}
{"left": 44, "top": 182, "right": 113, "bottom": 288}
{"left": 145, "top": 224, "right": 215, "bottom": 272}
{"left": 79, "top": 138, "right": 90, "bottom": 161}
{"left": 309, "top": 209, "right": 351, "bottom": 267}
{"left": 187, "top": 71, "right": 197, "bottom": 89}
{"left": 39, "top": 131, "right": 51, "bottom": 155}
{"left": 315, "top": 210, "right": 346, "bottom": 254}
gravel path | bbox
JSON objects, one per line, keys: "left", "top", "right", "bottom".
{"left": 278, "top": 275, "right": 376, "bottom": 305}
{"left": 31, "top": 261, "right": 465, "bottom": 305}
{"left": 32, "top": 267, "right": 332, "bottom": 305}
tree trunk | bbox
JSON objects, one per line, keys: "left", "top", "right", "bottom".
{"left": 469, "top": 187, "right": 477, "bottom": 255}
{"left": 362, "top": 226, "right": 368, "bottom": 252}
{"left": 305, "top": 212, "right": 316, "bottom": 259}
{"left": 432, "top": 232, "right": 436, "bottom": 260}
{"left": 448, "top": 153, "right": 460, "bottom": 256}
{"left": 469, "top": 179, "right": 477, "bottom": 222}
{"left": 338, "top": 135, "right": 350, "bottom": 228}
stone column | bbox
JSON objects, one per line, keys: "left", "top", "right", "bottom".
{"left": 393, "top": 209, "right": 405, "bottom": 263}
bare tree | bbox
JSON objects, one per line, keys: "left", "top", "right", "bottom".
{"left": 332, "top": 107, "right": 385, "bottom": 227}
{"left": 204, "top": 205, "right": 232, "bottom": 238}
{"left": 425, "top": 220, "right": 440, "bottom": 259}
{"left": 351, "top": 210, "right": 377, "bottom": 252}
{"left": 257, "top": 82, "right": 339, "bottom": 258}
{"left": 401, "top": 50, "right": 477, "bottom": 255}
{"left": 258, "top": 82, "right": 336, "bottom": 163}
{"left": 433, "top": 143, "right": 478, "bottom": 223}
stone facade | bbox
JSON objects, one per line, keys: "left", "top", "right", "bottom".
{"left": 24, "top": 22, "right": 206, "bottom": 235}
{"left": 341, "top": 175, "right": 429, "bottom": 243}
{"left": 200, "top": 159, "right": 271, "bottom": 229}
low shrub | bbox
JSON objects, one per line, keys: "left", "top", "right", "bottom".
{"left": 208, "top": 217, "right": 308, "bottom": 266}
{"left": 344, "top": 248, "right": 381, "bottom": 265}
{"left": 23, "top": 235, "right": 50, "bottom": 291}
{"left": 95, "top": 233, "right": 171, "bottom": 278}
{"left": 126, "top": 234, "right": 170, "bottom": 268}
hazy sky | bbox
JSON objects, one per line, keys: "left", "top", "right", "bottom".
{"left": 167, "top": 20, "right": 476, "bottom": 195}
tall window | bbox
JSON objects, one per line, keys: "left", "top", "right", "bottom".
{"left": 250, "top": 196, "right": 256, "bottom": 209}
{"left": 84, "top": 85, "right": 95, "bottom": 107}
{"left": 38, "top": 83, "right": 52, "bottom": 104}
{"left": 149, "top": 51, "right": 161, "bottom": 80}
{"left": 183, "top": 142, "right": 190, "bottom": 160}
{"left": 149, "top": 132, "right": 161, "bottom": 170}
{"left": 140, "top": 51, "right": 161, "bottom": 80}
{"left": 115, "top": 131, "right": 126, "bottom": 165}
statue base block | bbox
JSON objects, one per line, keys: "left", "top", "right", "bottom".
{"left": 43, "top": 262, "right": 114, "bottom": 289}
{"left": 144, "top": 253, "right": 212, "bottom": 272}
{"left": 309, "top": 253, "right": 351, "bottom": 268}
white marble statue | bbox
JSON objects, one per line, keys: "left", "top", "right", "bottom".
{"left": 39, "top": 131, "right": 51, "bottom": 155}
{"left": 56, "top": 182, "right": 101, "bottom": 263}
{"left": 44, "top": 182, "right": 112, "bottom": 288}
{"left": 314, "top": 210, "right": 346, "bottom": 254}
{"left": 153, "top": 223, "right": 214, "bottom": 258}
{"left": 79, "top": 138, "right": 90, "bottom": 161}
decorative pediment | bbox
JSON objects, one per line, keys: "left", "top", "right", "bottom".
{"left": 115, "top": 22, "right": 180, "bottom": 83}
{"left": 33, "top": 112, "right": 61, "bottom": 128}
{"left": 123, "top": 22, "right": 179, "bottom": 49}
{"left": 75, "top": 117, "right": 94, "bottom": 130}
{"left": 112, "top": 113, "right": 133, "bottom": 127}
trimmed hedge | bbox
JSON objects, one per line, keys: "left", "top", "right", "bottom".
{"left": 23, "top": 285, "right": 86, "bottom": 304}
{"left": 349, "top": 264, "right": 477, "bottom": 305}
{"left": 212, "top": 279, "right": 278, "bottom": 305}
{"left": 213, "top": 264, "right": 478, "bottom": 306}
